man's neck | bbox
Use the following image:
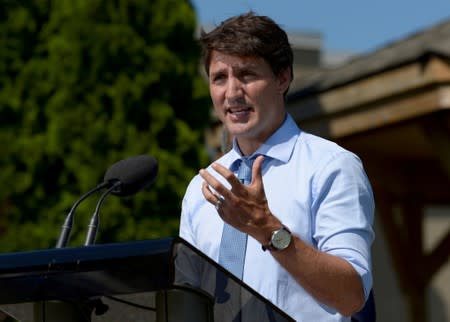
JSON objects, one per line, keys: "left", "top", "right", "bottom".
{"left": 235, "top": 112, "right": 287, "bottom": 156}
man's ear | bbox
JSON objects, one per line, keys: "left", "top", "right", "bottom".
{"left": 277, "top": 67, "right": 292, "bottom": 94}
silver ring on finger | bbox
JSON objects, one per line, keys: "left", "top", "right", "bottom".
{"left": 215, "top": 195, "right": 225, "bottom": 211}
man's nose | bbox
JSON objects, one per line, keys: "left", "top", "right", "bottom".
{"left": 225, "top": 77, "right": 244, "bottom": 101}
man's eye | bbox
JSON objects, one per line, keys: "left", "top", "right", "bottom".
{"left": 212, "top": 74, "right": 226, "bottom": 83}
{"left": 241, "top": 72, "right": 256, "bottom": 82}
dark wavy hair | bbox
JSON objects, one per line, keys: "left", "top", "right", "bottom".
{"left": 199, "top": 11, "right": 293, "bottom": 84}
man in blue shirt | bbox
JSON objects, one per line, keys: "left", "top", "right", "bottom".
{"left": 180, "top": 11, "right": 375, "bottom": 322}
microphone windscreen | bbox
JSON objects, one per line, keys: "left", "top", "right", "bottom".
{"left": 104, "top": 155, "right": 158, "bottom": 196}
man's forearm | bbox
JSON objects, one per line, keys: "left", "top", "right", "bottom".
{"left": 271, "top": 235, "right": 366, "bottom": 316}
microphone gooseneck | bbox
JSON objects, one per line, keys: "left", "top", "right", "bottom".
{"left": 55, "top": 181, "right": 109, "bottom": 248}
{"left": 84, "top": 181, "right": 121, "bottom": 246}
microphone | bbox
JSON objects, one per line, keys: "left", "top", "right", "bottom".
{"left": 84, "top": 155, "right": 158, "bottom": 246}
{"left": 103, "top": 155, "right": 159, "bottom": 196}
{"left": 55, "top": 155, "right": 158, "bottom": 248}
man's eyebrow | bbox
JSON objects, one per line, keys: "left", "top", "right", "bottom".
{"left": 209, "top": 68, "right": 226, "bottom": 78}
{"left": 209, "top": 61, "right": 260, "bottom": 77}
{"left": 232, "top": 62, "right": 259, "bottom": 71}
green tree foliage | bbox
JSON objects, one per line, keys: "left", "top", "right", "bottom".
{"left": 0, "top": 0, "right": 210, "bottom": 251}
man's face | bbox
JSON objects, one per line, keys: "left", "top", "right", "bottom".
{"left": 208, "top": 51, "right": 290, "bottom": 149}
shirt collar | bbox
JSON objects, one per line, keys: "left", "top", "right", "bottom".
{"left": 228, "top": 113, "right": 300, "bottom": 168}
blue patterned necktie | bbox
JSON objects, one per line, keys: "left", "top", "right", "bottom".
{"left": 218, "top": 157, "right": 254, "bottom": 279}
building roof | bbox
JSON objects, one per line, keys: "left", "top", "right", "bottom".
{"left": 287, "top": 17, "right": 450, "bottom": 99}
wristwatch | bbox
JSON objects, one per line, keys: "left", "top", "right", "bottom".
{"left": 262, "top": 226, "right": 292, "bottom": 251}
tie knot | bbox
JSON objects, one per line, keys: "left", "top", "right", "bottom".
{"left": 237, "top": 157, "right": 255, "bottom": 184}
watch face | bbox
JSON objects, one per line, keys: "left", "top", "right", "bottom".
{"left": 271, "top": 227, "right": 292, "bottom": 250}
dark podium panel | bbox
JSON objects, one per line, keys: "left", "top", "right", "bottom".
{"left": 0, "top": 238, "right": 294, "bottom": 322}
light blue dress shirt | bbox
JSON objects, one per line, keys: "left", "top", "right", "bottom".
{"left": 180, "top": 113, "right": 375, "bottom": 322}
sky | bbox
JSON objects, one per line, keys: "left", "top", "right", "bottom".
{"left": 190, "top": 0, "right": 450, "bottom": 54}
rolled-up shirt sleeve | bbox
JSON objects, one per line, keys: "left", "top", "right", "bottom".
{"left": 311, "top": 151, "right": 375, "bottom": 299}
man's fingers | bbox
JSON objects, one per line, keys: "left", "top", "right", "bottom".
{"left": 211, "top": 163, "right": 241, "bottom": 187}
{"left": 201, "top": 181, "right": 224, "bottom": 207}
{"left": 251, "top": 155, "right": 265, "bottom": 185}
{"left": 199, "top": 168, "right": 231, "bottom": 200}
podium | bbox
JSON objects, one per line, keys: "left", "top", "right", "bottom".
{"left": 0, "top": 238, "right": 294, "bottom": 322}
